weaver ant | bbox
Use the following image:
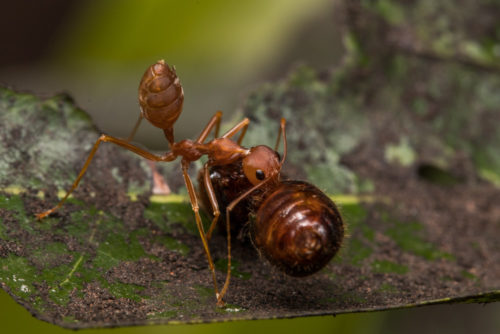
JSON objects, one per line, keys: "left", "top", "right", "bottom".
{"left": 37, "top": 60, "right": 344, "bottom": 306}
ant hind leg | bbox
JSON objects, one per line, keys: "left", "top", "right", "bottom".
{"left": 36, "top": 134, "right": 175, "bottom": 220}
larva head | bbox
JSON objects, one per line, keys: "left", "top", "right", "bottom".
{"left": 242, "top": 145, "right": 281, "bottom": 185}
{"left": 138, "top": 60, "right": 184, "bottom": 132}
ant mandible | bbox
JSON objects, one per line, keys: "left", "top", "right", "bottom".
{"left": 36, "top": 60, "right": 289, "bottom": 306}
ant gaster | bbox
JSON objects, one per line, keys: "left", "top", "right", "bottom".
{"left": 37, "top": 60, "right": 344, "bottom": 307}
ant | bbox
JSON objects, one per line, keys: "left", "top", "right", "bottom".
{"left": 37, "top": 60, "right": 344, "bottom": 307}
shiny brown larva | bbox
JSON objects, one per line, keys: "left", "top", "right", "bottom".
{"left": 251, "top": 180, "right": 344, "bottom": 276}
{"left": 138, "top": 59, "right": 184, "bottom": 144}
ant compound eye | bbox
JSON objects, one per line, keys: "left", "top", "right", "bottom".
{"left": 256, "top": 169, "right": 266, "bottom": 180}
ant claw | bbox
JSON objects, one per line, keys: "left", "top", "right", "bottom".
{"left": 35, "top": 211, "right": 50, "bottom": 220}
{"left": 35, "top": 208, "right": 57, "bottom": 220}
{"left": 216, "top": 299, "right": 225, "bottom": 308}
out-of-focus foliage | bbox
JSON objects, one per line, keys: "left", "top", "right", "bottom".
{"left": 20, "top": 0, "right": 336, "bottom": 148}
{"left": 50, "top": 0, "right": 331, "bottom": 77}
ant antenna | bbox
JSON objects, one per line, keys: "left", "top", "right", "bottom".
{"left": 276, "top": 118, "right": 287, "bottom": 167}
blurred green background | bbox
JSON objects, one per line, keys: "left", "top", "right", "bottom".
{"left": 0, "top": 0, "right": 498, "bottom": 333}
{"left": 0, "top": 0, "right": 343, "bottom": 149}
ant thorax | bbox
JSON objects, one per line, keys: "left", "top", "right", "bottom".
{"left": 205, "top": 138, "right": 250, "bottom": 166}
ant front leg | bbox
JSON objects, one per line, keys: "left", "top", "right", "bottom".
{"left": 36, "top": 134, "right": 176, "bottom": 220}
{"left": 180, "top": 160, "right": 223, "bottom": 306}
{"left": 217, "top": 176, "right": 274, "bottom": 303}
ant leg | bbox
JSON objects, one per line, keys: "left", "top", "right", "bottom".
{"left": 222, "top": 118, "right": 249, "bottom": 145}
{"left": 213, "top": 111, "right": 222, "bottom": 139}
{"left": 36, "top": 134, "right": 176, "bottom": 220}
{"left": 217, "top": 175, "right": 272, "bottom": 304}
{"left": 126, "top": 113, "right": 144, "bottom": 142}
{"left": 202, "top": 163, "right": 220, "bottom": 241}
{"left": 235, "top": 122, "right": 248, "bottom": 146}
{"left": 181, "top": 161, "right": 222, "bottom": 305}
{"left": 196, "top": 111, "right": 223, "bottom": 143}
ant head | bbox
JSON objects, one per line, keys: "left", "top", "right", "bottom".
{"left": 242, "top": 145, "right": 281, "bottom": 185}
